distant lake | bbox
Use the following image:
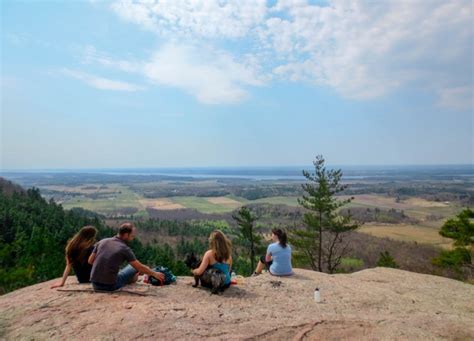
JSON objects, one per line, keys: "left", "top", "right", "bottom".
{"left": 3, "top": 165, "right": 472, "bottom": 181}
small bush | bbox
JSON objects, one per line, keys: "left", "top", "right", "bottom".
{"left": 432, "top": 247, "right": 471, "bottom": 272}
{"left": 336, "top": 257, "right": 365, "bottom": 273}
{"left": 377, "top": 251, "right": 399, "bottom": 268}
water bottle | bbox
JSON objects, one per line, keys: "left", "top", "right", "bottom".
{"left": 314, "top": 287, "right": 321, "bottom": 303}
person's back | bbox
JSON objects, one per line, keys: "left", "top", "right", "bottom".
{"left": 91, "top": 236, "right": 136, "bottom": 285}
{"left": 89, "top": 223, "right": 164, "bottom": 291}
{"left": 192, "top": 230, "right": 233, "bottom": 291}
{"left": 71, "top": 245, "right": 94, "bottom": 283}
{"left": 209, "top": 255, "right": 232, "bottom": 286}
{"left": 267, "top": 242, "right": 292, "bottom": 276}
{"left": 51, "top": 225, "right": 98, "bottom": 289}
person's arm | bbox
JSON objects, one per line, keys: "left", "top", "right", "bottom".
{"left": 265, "top": 244, "right": 273, "bottom": 263}
{"left": 88, "top": 252, "right": 96, "bottom": 265}
{"left": 50, "top": 258, "right": 72, "bottom": 289}
{"left": 265, "top": 253, "right": 272, "bottom": 262}
{"left": 129, "top": 260, "right": 164, "bottom": 282}
{"left": 192, "top": 251, "right": 211, "bottom": 276}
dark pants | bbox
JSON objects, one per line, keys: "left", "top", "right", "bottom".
{"left": 260, "top": 255, "right": 273, "bottom": 269}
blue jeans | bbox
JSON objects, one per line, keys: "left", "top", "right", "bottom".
{"left": 92, "top": 265, "right": 138, "bottom": 291}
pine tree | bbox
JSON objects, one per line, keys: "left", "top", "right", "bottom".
{"left": 433, "top": 209, "right": 473, "bottom": 275}
{"left": 377, "top": 251, "right": 399, "bottom": 268}
{"left": 232, "top": 206, "right": 261, "bottom": 271}
{"left": 291, "top": 155, "right": 358, "bottom": 273}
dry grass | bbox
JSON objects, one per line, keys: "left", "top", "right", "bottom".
{"left": 341, "top": 195, "right": 412, "bottom": 210}
{"left": 138, "top": 199, "right": 185, "bottom": 210}
{"left": 206, "top": 197, "right": 242, "bottom": 206}
{"left": 402, "top": 198, "right": 449, "bottom": 208}
{"left": 358, "top": 223, "right": 453, "bottom": 249}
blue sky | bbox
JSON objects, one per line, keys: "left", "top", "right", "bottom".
{"left": 1, "top": 0, "right": 473, "bottom": 169}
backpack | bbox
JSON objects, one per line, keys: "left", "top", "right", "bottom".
{"left": 148, "top": 266, "right": 176, "bottom": 286}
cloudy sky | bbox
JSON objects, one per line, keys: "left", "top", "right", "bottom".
{"left": 1, "top": 0, "right": 473, "bottom": 169}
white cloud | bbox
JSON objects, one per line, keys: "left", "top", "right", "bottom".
{"left": 81, "top": 43, "right": 265, "bottom": 104}
{"left": 142, "top": 43, "right": 265, "bottom": 104}
{"left": 61, "top": 68, "right": 145, "bottom": 91}
{"left": 5, "top": 33, "right": 28, "bottom": 46}
{"left": 263, "top": 0, "right": 473, "bottom": 105}
{"left": 110, "top": 0, "right": 268, "bottom": 39}
{"left": 437, "top": 86, "right": 473, "bottom": 111}
{"left": 103, "top": 0, "right": 473, "bottom": 109}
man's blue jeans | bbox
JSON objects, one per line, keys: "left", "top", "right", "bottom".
{"left": 92, "top": 265, "right": 138, "bottom": 291}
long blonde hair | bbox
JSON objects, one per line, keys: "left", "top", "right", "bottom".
{"left": 65, "top": 226, "right": 97, "bottom": 264}
{"left": 209, "top": 230, "right": 232, "bottom": 263}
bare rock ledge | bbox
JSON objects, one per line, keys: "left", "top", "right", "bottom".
{"left": 1, "top": 268, "right": 473, "bottom": 340}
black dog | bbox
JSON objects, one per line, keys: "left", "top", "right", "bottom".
{"left": 185, "top": 253, "right": 226, "bottom": 294}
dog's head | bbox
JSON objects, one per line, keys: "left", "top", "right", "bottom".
{"left": 184, "top": 253, "right": 201, "bottom": 269}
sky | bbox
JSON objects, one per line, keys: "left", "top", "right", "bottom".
{"left": 1, "top": 0, "right": 473, "bottom": 169}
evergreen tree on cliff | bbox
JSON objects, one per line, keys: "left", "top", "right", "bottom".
{"left": 232, "top": 206, "right": 262, "bottom": 272}
{"left": 291, "top": 155, "right": 358, "bottom": 273}
{"left": 433, "top": 208, "right": 473, "bottom": 276}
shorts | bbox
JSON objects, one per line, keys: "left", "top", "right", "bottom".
{"left": 260, "top": 255, "right": 273, "bottom": 269}
{"left": 92, "top": 264, "right": 138, "bottom": 291}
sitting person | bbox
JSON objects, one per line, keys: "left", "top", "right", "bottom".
{"left": 253, "top": 228, "right": 293, "bottom": 276}
{"left": 192, "top": 230, "right": 233, "bottom": 290}
{"left": 51, "top": 225, "right": 98, "bottom": 288}
{"left": 88, "top": 222, "right": 164, "bottom": 291}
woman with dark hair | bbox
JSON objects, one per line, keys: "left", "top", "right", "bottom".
{"left": 192, "top": 230, "right": 233, "bottom": 289}
{"left": 51, "top": 225, "right": 98, "bottom": 288}
{"left": 253, "top": 228, "right": 293, "bottom": 276}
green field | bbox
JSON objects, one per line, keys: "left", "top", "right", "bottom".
{"left": 61, "top": 184, "right": 142, "bottom": 215}
{"left": 251, "top": 196, "right": 299, "bottom": 206}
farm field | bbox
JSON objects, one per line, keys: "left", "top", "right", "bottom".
{"left": 61, "top": 184, "right": 141, "bottom": 215}
{"left": 358, "top": 223, "right": 453, "bottom": 249}
{"left": 168, "top": 196, "right": 240, "bottom": 214}
{"left": 10, "top": 169, "right": 469, "bottom": 249}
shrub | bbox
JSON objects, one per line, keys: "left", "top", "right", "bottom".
{"left": 377, "top": 251, "right": 399, "bottom": 268}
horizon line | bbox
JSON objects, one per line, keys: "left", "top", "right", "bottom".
{"left": 1, "top": 163, "right": 473, "bottom": 173}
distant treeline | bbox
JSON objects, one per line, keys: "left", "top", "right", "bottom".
{"left": 138, "top": 183, "right": 302, "bottom": 200}
{"left": 345, "top": 182, "right": 473, "bottom": 206}
{"left": 340, "top": 207, "right": 418, "bottom": 224}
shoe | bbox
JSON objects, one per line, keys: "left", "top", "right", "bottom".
{"left": 251, "top": 272, "right": 260, "bottom": 277}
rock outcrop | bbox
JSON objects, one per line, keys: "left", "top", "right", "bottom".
{"left": 1, "top": 268, "right": 473, "bottom": 340}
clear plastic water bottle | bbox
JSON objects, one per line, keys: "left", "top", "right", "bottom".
{"left": 314, "top": 287, "right": 321, "bottom": 303}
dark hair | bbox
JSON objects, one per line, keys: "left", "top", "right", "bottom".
{"left": 118, "top": 222, "right": 135, "bottom": 236}
{"left": 66, "top": 226, "right": 97, "bottom": 265}
{"left": 209, "top": 230, "right": 232, "bottom": 263}
{"left": 272, "top": 228, "right": 287, "bottom": 248}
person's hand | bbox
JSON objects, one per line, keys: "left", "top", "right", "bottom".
{"left": 50, "top": 282, "right": 64, "bottom": 289}
{"left": 152, "top": 272, "right": 165, "bottom": 282}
